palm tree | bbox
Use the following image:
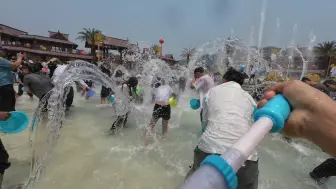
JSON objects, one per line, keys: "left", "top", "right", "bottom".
{"left": 181, "top": 47, "right": 196, "bottom": 63}
{"left": 314, "top": 41, "right": 336, "bottom": 77}
{"left": 76, "top": 28, "right": 102, "bottom": 58}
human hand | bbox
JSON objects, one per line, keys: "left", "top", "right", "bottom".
{"left": 0, "top": 112, "right": 10, "bottom": 121}
{"left": 17, "top": 53, "right": 24, "bottom": 60}
{"left": 257, "top": 80, "right": 335, "bottom": 138}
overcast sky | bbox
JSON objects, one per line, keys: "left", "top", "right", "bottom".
{"left": 1, "top": 0, "right": 335, "bottom": 59}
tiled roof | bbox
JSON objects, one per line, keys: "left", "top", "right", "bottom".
{"left": 104, "top": 36, "right": 128, "bottom": 48}
{"left": 0, "top": 24, "right": 27, "bottom": 36}
{"left": 87, "top": 36, "right": 131, "bottom": 49}
{"left": 48, "top": 31, "right": 69, "bottom": 40}
{"left": 18, "top": 35, "right": 77, "bottom": 46}
{"left": 2, "top": 46, "right": 92, "bottom": 60}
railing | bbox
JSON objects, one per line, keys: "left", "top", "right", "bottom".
{"left": 1, "top": 42, "right": 90, "bottom": 55}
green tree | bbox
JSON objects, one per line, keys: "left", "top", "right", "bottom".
{"left": 76, "top": 28, "right": 102, "bottom": 59}
{"left": 314, "top": 41, "right": 336, "bottom": 77}
{"left": 181, "top": 47, "right": 196, "bottom": 63}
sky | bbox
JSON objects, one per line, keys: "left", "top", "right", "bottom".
{"left": 1, "top": 0, "right": 336, "bottom": 59}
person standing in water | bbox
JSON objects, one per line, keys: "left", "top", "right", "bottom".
{"left": 190, "top": 67, "right": 215, "bottom": 122}
{"left": 0, "top": 51, "right": 24, "bottom": 188}
{"left": 178, "top": 76, "right": 187, "bottom": 93}
{"left": 16, "top": 63, "right": 34, "bottom": 99}
{"left": 108, "top": 77, "right": 138, "bottom": 134}
{"left": 52, "top": 63, "right": 76, "bottom": 110}
{"left": 100, "top": 64, "right": 112, "bottom": 104}
{"left": 21, "top": 63, "right": 54, "bottom": 101}
{"left": 248, "top": 66, "right": 257, "bottom": 85}
{"left": 145, "top": 79, "right": 176, "bottom": 144}
{"left": 186, "top": 68, "right": 259, "bottom": 189}
{"left": 301, "top": 77, "right": 330, "bottom": 95}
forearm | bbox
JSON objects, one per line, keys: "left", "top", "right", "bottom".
{"left": 190, "top": 83, "right": 195, "bottom": 89}
{"left": 304, "top": 101, "right": 336, "bottom": 157}
{"left": 12, "top": 58, "right": 23, "bottom": 69}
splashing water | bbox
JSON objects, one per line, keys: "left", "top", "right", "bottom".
{"left": 24, "top": 61, "right": 132, "bottom": 189}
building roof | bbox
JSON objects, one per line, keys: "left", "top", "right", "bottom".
{"left": 86, "top": 35, "right": 134, "bottom": 50}
{"left": 18, "top": 34, "right": 77, "bottom": 46}
{"left": 0, "top": 24, "right": 77, "bottom": 46}
{"left": 0, "top": 24, "right": 27, "bottom": 36}
{"left": 161, "top": 55, "right": 177, "bottom": 62}
{"left": 48, "top": 31, "right": 69, "bottom": 40}
{"left": 104, "top": 36, "right": 129, "bottom": 48}
{"left": 2, "top": 46, "right": 92, "bottom": 60}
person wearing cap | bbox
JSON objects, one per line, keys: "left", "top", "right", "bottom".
{"left": 0, "top": 51, "right": 24, "bottom": 188}
{"left": 186, "top": 69, "right": 259, "bottom": 189}
{"left": 190, "top": 67, "right": 215, "bottom": 122}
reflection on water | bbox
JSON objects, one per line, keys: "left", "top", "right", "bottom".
{"left": 2, "top": 90, "right": 335, "bottom": 189}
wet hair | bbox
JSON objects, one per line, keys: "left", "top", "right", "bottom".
{"left": 301, "top": 77, "right": 311, "bottom": 82}
{"left": 122, "top": 76, "right": 138, "bottom": 96}
{"left": 115, "top": 70, "right": 123, "bottom": 78}
{"left": 323, "top": 80, "right": 336, "bottom": 86}
{"left": 48, "top": 62, "right": 58, "bottom": 78}
{"left": 194, "top": 67, "right": 204, "bottom": 74}
{"left": 154, "top": 82, "right": 161, "bottom": 88}
{"left": 223, "top": 68, "right": 245, "bottom": 86}
{"left": 34, "top": 63, "right": 43, "bottom": 72}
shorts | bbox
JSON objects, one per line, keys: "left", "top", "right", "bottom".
{"left": 186, "top": 147, "right": 259, "bottom": 189}
{"left": 152, "top": 104, "right": 171, "bottom": 120}
{"left": 0, "top": 84, "right": 16, "bottom": 111}
{"left": 101, "top": 86, "right": 112, "bottom": 98}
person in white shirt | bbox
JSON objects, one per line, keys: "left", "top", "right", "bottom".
{"left": 186, "top": 68, "right": 259, "bottom": 189}
{"left": 330, "top": 67, "right": 336, "bottom": 78}
{"left": 248, "top": 66, "right": 257, "bottom": 85}
{"left": 108, "top": 76, "right": 138, "bottom": 134}
{"left": 52, "top": 64, "right": 89, "bottom": 110}
{"left": 145, "top": 79, "right": 176, "bottom": 143}
{"left": 190, "top": 67, "right": 215, "bottom": 121}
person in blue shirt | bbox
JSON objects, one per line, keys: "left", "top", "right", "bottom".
{"left": 0, "top": 50, "right": 24, "bottom": 188}
{"left": 0, "top": 51, "right": 24, "bottom": 111}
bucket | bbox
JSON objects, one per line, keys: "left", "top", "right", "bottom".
{"left": 86, "top": 89, "right": 95, "bottom": 97}
{"left": 136, "top": 86, "right": 143, "bottom": 95}
{"left": 0, "top": 111, "right": 29, "bottom": 134}
{"left": 109, "top": 95, "right": 115, "bottom": 102}
{"left": 190, "top": 99, "right": 200, "bottom": 110}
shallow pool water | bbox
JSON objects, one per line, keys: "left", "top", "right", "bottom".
{"left": 2, "top": 87, "right": 335, "bottom": 189}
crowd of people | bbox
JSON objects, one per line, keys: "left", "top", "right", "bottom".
{"left": 1, "top": 50, "right": 336, "bottom": 188}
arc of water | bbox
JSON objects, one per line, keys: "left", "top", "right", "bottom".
{"left": 24, "top": 60, "right": 131, "bottom": 189}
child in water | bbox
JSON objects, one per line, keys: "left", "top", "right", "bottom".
{"left": 108, "top": 77, "right": 138, "bottom": 134}
{"left": 145, "top": 79, "right": 176, "bottom": 144}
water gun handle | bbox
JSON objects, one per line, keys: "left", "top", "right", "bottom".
{"left": 178, "top": 94, "right": 291, "bottom": 189}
